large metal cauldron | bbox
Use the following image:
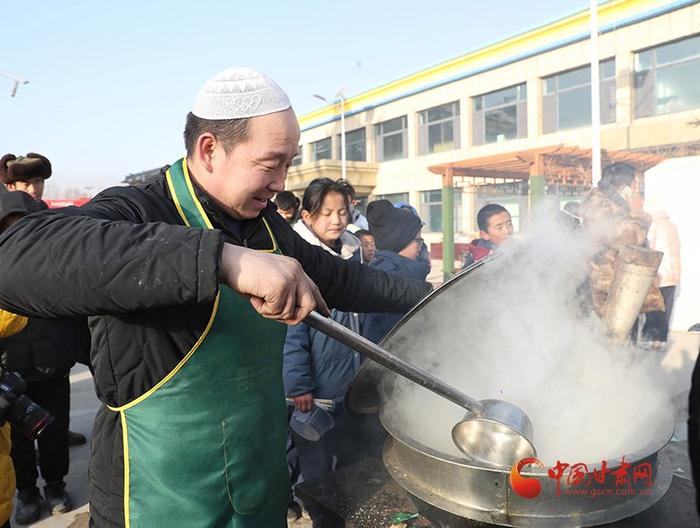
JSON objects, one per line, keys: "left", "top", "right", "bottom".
{"left": 347, "top": 260, "right": 674, "bottom": 527}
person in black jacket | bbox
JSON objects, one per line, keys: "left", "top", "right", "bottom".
{"left": 0, "top": 67, "right": 430, "bottom": 528}
{"left": 0, "top": 191, "right": 77, "bottom": 524}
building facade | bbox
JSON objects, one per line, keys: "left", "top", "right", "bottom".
{"left": 291, "top": 0, "right": 700, "bottom": 249}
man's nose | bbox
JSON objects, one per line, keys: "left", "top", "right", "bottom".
{"left": 269, "top": 172, "right": 286, "bottom": 193}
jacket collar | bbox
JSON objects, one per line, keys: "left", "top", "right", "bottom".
{"left": 294, "top": 220, "right": 360, "bottom": 261}
{"left": 373, "top": 250, "right": 430, "bottom": 280}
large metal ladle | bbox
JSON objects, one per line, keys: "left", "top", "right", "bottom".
{"left": 305, "top": 311, "right": 536, "bottom": 467}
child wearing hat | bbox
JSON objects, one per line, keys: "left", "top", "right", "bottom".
{"left": 361, "top": 200, "right": 431, "bottom": 344}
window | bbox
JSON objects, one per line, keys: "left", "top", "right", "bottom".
{"left": 634, "top": 35, "right": 700, "bottom": 117}
{"left": 375, "top": 192, "right": 409, "bottom": 205}
{"left": 311, "top": 138, "right": 332, "bottom": 161}
{"left": 375, "top": 116, "right": 407, "bottom": 161}
{"left": 473, "top": 84, "right": 527, "bottom": 145}
{"left": 336, "top": 128, "right": 366, "bottom": 161}
{"left": 291, "top": 145, "right": 303, "bottom": 166}
{"left": 419, "top": 190, "right": 463, "bottom": 233}
{"left": 542, "top": 59, "right": 615, "bottom": 133}
{"left": 418, "top": 102, "right": 460, "bottom": 155}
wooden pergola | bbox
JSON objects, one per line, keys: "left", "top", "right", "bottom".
{"left": 428, "top": 144, "right": 665, "bottom": 186}
{"left": 428, "top": 145, "right": 665, "bottom": 279}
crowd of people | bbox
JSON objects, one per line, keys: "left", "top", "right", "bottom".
{"left": 0, "top": 67, "right": 434, "bottom": 528}
{"left": 0, "top": 65, "right": 692, "bottom": 528}
{"left": 0, "top": 154, "right": 89, "bottom": 527}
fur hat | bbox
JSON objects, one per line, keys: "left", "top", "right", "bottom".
{"left": 0, "top": 153, "right": 52, "bottom": 184}
{"left": 367, "top": 199, "right": 422, "bottom": 254}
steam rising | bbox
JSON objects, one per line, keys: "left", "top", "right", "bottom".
{"left": 381, "top": 201, "right": 672, "bottom": 466}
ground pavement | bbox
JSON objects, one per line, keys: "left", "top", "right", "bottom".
{"left": 16, "top": 330, "right": 700, "bottom": 527}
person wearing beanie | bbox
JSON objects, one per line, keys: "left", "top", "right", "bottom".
{"left": 0, "top": 153, "right": 51, "bottom": 203}
{"left": 0, "top": 67, "right": 431, "bottom": 528}
{"left": 361, "top": 200, "right": 431, "bottom": 344}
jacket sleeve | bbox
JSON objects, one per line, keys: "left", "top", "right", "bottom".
{"left": 283, "top": 322, "right": 316, "bottom": 397}
{"left": 271, "top": 215, "right": 431, "bottom": 313}
{"left": 0, "top": 187, "right": 223, "bottom": 318}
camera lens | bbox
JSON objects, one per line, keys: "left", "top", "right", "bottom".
{"left": 11, "top": 396, "right": 54, "bottom": 439}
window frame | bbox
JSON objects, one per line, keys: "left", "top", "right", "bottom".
{"left": 311, "top": 137, "right": 332, "bottom": 161}
{"left": 633, "top": 34, "right": 700, "bottom": 118}
{"left": 418, "top": 102, "right": 461, "bottom": 155}
{"left": 542, "top": 59, "right": 616, "bottom": 133}
{"left": 336, "top": 127, "right": 367, "bottom": 162}
{"left": 375, "top": 116, "right": 408, "bottom": 162}
{"left": 472, "top": 84, "right": 528, "bottom": 146}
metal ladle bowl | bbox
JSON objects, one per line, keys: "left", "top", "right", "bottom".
{"left": 452, "top": 399, "right": 536, "bottom": 467}
{"left": 305, "top": 311, "right": 536, "bottom": 467}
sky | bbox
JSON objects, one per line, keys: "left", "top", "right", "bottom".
{"left": 1, "top": 0, "right": 588, "bottom": 195}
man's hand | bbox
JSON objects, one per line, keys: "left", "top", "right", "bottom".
{"left": 219, "top": 243, "right": 329, "bottom": 325}
{"left": 292, "top": 393, "right": 315, "bottom": 412}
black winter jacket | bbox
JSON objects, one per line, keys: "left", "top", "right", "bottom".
{"left": 0, "top": 317, "right": 80, "bottom": 381}
{"left": 0, "top": 168, "right": 431, "bottom": 527}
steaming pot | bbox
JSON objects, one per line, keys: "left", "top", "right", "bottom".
{"left": 347, "top": 261, "right": 674, "bottom": 527}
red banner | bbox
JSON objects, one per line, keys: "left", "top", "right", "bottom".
{"left": 44, "top": 198, "right": 90, "bottom": 208}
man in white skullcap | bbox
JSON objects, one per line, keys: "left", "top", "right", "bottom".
{"left": 0, "top": 68, "right": 431, "bottom": 527}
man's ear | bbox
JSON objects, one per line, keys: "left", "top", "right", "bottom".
{"left": 194, "top": 133, "right": 218, "bottom": 173}
{"left": 480, "top": 230, "right": 491, "bottom": 241}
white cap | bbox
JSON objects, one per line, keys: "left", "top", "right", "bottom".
{"left": 191, "top": 67, "right": 291, "bottom": 120}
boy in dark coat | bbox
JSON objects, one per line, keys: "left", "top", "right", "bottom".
{"left": 461, "top": 203, "right": 513, "bottom": 270}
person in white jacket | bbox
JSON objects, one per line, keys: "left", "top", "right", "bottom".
{"left": 643, "top": 210, "right": 681, "bottom": 343}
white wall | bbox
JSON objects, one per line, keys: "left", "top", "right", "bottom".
{"left": 644, "top": 157, "right": 700, "bottom": 331}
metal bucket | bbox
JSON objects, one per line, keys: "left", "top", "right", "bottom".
{"left": 603, "top": 245, "right": 664, "bottom": 343}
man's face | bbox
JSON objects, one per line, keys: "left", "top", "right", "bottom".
{"left": 482, "top": 211, "right": 513, "bottom": 246}
{"left": 208, "top": 109, "right": 300, "bottom": 220}
{"left": 398, "top": 231, "right": 423, "bottom": 261}
{"left": 8, "top": 177, "right": 45, "bottom": 201}
{"left": 360, "top": 234, "right": 376, "bottom": 261}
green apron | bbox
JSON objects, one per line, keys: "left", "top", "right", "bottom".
{"left": 108, "top": 158, "right": 288, "bottom": 528}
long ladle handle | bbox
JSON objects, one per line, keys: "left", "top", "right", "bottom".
{"left": 305, "top": 311, "right": 484, "bottom": 415}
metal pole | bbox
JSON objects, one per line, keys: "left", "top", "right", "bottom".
{"left": 340, "top": 95, "right": 347, "bottom": 181}
{"left": 442, "top": 169, "right": 455, "bottom": 281}
{"left": 590, "top": 0, "right": 602, "bottom": 187}
{"left": 305, "top": 311, "right": 484, "bottom": 414}
{"left": 0, "top": 71, "right": 29, "bottom": 97}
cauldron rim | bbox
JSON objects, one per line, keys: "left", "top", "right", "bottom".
{"left": 380, "top": 403, "right": 674, "bottom": 473}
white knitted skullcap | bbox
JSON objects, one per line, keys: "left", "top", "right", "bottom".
{"left": 192, "top": 67, "right": 291, "bottom": 120}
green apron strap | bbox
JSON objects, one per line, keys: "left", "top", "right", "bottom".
{"left": 165, "top": 158, "right": 213, "bottom": 230}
